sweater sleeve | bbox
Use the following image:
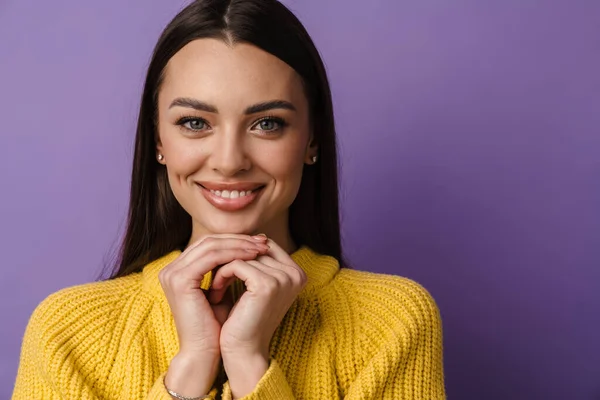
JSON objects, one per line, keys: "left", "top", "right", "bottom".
{"left": 147, "top": 372, "right": 219, "bottom": 400}
{"left": 12, "top": 283, "right": 220, "bottom": 400}
{"left": 220, "top": 358, "right": 294, "bottom": 400}
{"left": 12, "top": 295, "right": 61, "bottom": 400}
{"left": 333, "top": 272, "right": 446, "bottom": 399}
{"left": 13, "top": 342, "right": 198, "bottom": 400}
{"left": 11, "top": 287, "right": 115, "bottom": 400}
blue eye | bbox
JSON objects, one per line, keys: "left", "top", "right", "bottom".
{"left": 252, "top": 117, "right": 286, "bottom": 132}
{"left": 259, "top": 119, "right": 277, "bottom": 130}
{"left": 177, "top": 117, "right": 209, "bottom": 131}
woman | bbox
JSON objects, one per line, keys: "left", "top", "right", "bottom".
{"left": 13, "top": 0, "right": 445, "bottom": 399}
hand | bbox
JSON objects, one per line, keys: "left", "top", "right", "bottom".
{"left": 208, "top": 238, "right": 308, "bottom": 397}
{"left": 158, "top": 234, "right": 270, "bottom": 397}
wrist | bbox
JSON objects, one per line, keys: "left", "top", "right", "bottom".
{"left": 165, "top": 352, "right": 221, "bottom": 398}
{"left": 222, "top": 352, "right": 269, "bottom": 398}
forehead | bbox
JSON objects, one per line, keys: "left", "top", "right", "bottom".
{"left": 160, "top": 39, "right": 306, "bottom": 109}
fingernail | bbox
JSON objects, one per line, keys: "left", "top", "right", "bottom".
{"left": 252, "top": 234, "right": 268, "bottom": 241}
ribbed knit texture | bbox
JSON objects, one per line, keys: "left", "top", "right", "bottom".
{"left": 13, "top": 247, "right": 445, "bottom": 399}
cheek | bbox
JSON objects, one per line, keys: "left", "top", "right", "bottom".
{"left": 272, "top": 158, "right": 303, "bottom": 185}
{"left": 259, "top": 142, "right": 306, "bottom": 194}
{"left": 161, "top": 134, "right": 207, "bottom": 179}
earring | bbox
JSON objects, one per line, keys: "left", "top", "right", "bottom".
{"left": 312, "top": 155, "right": 318, "bottom": 163}
{"left": 157, "top": 154, "right": 164, "bottom": 161}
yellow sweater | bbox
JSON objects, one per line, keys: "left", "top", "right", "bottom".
{"left": 13, "top": 246, "right": 445, "bottom": 399}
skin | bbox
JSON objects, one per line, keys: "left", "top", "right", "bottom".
{"left": 155, "top": 39, "right": 318, "bottom": 398}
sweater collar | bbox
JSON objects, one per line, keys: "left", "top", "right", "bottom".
{"left": 142, "top": 246, "right": 340, "bottom": 299}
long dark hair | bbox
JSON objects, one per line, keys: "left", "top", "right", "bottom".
{"left": 107, "top": 0, "right": 343, "bottom": 279}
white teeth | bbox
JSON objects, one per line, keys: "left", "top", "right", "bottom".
{"left": 209, "top": 189, "right": 254, "bottom": 198}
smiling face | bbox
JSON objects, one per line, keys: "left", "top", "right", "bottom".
{"left": 156, "top": 39, "right": 317, "bottom": 250}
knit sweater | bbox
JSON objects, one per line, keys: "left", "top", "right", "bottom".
{"left": 13, "top": 246, "right": 445, "bottom": 399}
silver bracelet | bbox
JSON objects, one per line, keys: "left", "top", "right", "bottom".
{"left": 163, "top": 376, "right": 213, "bottom": 400}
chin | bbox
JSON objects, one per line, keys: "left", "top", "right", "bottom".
{"left": 202, "top": 217, "right": 261, "bottom": 236}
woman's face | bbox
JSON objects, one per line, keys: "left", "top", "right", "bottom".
{"left": 156, "top": 39, "right": 316, "bottom": 245}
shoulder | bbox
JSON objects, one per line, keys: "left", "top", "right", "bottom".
{"left": 28, "top": 273, "right": 144, "bottom": 331}
{"left": 21, "top": 273, "right": 149, "bottom": 374}
{"left": 320, "top": 268, "right": 443, "bottom": 355}
{"left": 332, "top": 268, "right": 441, "bottom": 320}
{"left": 318, "top": 269, "right": 445, "bottom": 396}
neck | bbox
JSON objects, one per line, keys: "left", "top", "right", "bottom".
{"left": 261, "top": 225, "right": 297, "bottom": 254}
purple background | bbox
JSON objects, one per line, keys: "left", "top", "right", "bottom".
{"left": 1, "top": 0, "right": 599, "bottom": 398}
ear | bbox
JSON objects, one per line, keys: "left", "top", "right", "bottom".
{"left": 304, "top": 133, "right": 319, "bottom": 165}
{"left": 156, "top": 138, "right": 166, "bottom": 165}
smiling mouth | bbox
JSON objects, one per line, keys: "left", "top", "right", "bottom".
{"left": 197, "top": 184, "right": 265, "bottom": 212}
{"left": 200, "top": 185, "right": 265, "bottom": 199}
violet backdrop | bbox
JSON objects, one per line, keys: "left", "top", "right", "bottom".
{"left": 1, "top": 0, "right": 598, "bottom": 399}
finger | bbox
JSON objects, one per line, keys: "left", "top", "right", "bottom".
{"left": 182, "top": 233, "right": 268, "bottom": 257}
{"left": 210, "top": 260, "right": 274, "bottom": 303}
{"left": 255, "top": 254, "right": 307, "bottom": 287}
{"left": 182, "top": 234, "right": 267, "bottom": 258}
{"left": 160, "top": 247, "right": 263, "bottom": 291}
{"left": 247, "top": 259, "right": 288, "bottom": 276}
{"left": 263, "top": 238, "right": 294, "bottom": 265}
{"left": 254, "top": 255, "right": 280, "bottom": 269}
{"left": 208, "top": 260, "right": 249, "bottom": 304}
{"left": 244, "top": 259, "right": 295, "bottom": 289}
{"left": 207, "top": 274, "right": 238, "bottom": 304}
{"left": 173, "top": 237, "right": 269, "bottom": 273}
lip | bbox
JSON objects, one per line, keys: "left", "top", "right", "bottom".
{"left": 197, "top": 183, "right": 265, "bottom": 212}
{"left": 197, "top": 181, "right": 265, "bottom": 192}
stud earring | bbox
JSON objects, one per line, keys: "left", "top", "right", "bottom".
{"left": 312, "top": 155, "right": 318, "bottom": 163}
{"left": 157, "top": 154, "right": 164, "bottom": 161}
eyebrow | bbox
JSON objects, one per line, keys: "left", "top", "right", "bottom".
{"left": 168, "top": 97, "right": 296, "bottom": 114}
{"left": 245, "top": 100, "right": 296, "bottom": 114}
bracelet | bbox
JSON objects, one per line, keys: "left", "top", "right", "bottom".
{"left": 163, "top": 376, "right": 213, "bottom": 400}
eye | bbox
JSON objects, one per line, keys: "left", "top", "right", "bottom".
{"left": 176, "top": 117, "right": 210, "bottom": 132}
{"left": 251, "top": 117, "right": 287, "bottom": 133}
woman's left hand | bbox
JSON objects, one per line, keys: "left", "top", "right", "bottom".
{"left": 208, "top": 238, "right": 307, "bottom": 397}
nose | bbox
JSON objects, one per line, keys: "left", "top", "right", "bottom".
{"left": 207, "top": 125, "right": 251, "bottom": 177}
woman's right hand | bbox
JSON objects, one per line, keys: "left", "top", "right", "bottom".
{"left": 158, "top": 234, "right": 270, "bottom": 397}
